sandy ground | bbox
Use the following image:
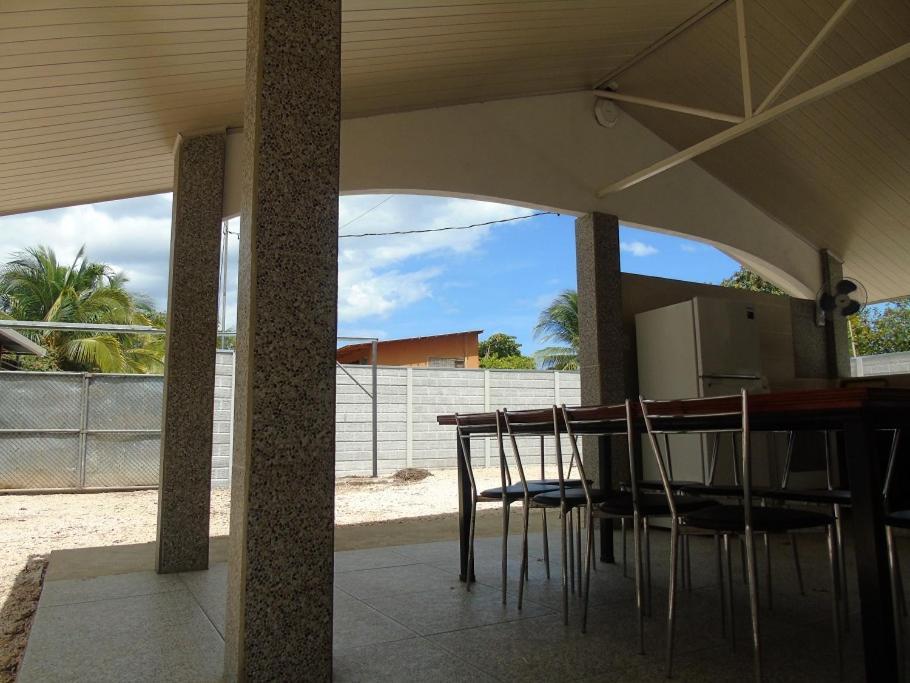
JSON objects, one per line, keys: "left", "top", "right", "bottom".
{"left": 0, "top": 467, "right": 537, "bottom": 681}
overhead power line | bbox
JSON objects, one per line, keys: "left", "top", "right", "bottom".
{"left": 340, "top": 195, "right": 394, "bottom": 229}
{"left": 339, "top": 211, "right": 557, "bottom": 239}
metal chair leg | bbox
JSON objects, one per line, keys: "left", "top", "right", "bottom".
{"left": 644, "top": 517, "right": 653, "bottom": 617}
{"left": 622, "top": 516, "right": 629, "bottom": 578}
{"left": 518, "top": 503, "right": 530, "bottom": 610}
{"left": 582, "top": 505, "right": 595, "bottom": 633}
{"left": 834, "top": 505, "right": 849, "bottom": 632}
{"left": 467, "top": 500, "right": 477, "bottom": 592}
{"left": 560, "top": 509, "right": 569, "bottom": 625}
{"left": 763, "top": 533, "right": 772, "bottom": 611}
{"left": 541, "top": 507, "right": 551, "bottom": 580}
{"left": 790, "top": 532, "right": 805, "bottom": 596}
{"left": 724, "top": 533, "right": 736, "bottom": 651}
{"left": 716, "top": 533, "right": 727, "bottom": 638}
{"left": 634, "top": 512, "right": 645, "bottom": 654}
{"left": 827, "top": 524, "right": 844, "bottom": 680}
{"left": 501, "top": 501, "right": 510, "bottom": 605}
{"left": 682, "top": 534, "right": 692, "bottom": 593}
{"left": 666, "top": 519, "right": 681, "bottom": 678}
{"left": 576, "top": 507, "right": 583, "bottom": 594}
{"left": 887, "top": 526, "right": 904, "bottom": 682}
{"left": 568, "top": 507, "right": 576, "bottom": 595}
{"left": 743, "top": 530, "right": 762, "bottom": 683}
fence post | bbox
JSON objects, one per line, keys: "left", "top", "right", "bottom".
{"left": 371, "top": 340, "right": 378, "bottom": 477}
{"left": 405, "top": 367, "right": 413, "bottom": 468}
{"left": 78, "top": 373, "right": 90, "bottom": 488}
{"left": 483, "top": 369, "right": 491, "bottom": 467}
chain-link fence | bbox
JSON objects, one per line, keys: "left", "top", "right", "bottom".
{"left": 0, "top": 372, "right": 162, "bottom": 490}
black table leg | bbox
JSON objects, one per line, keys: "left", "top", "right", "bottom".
{"left": 458, "top": 434, "right": 474, "bottom": 582}
{"left": 599, "top": 435, "right": 615, "bottom": 563}
{"left": 845, "top": 416, "right": 898, "bottom": 682}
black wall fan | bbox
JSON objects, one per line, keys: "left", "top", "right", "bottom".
{"left": 816, "top": 278, "right": 867, "bottom": 323}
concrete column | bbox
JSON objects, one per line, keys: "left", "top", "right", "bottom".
{"left": 575, "top": 212, "right": 627, "bottom": 562}
{"left": 224, "top": 0, "right": 340, "bottom": 680}
{"left": 156, "top": 131, "right": 225, "bottom": 574}
{"left": 821, "top": 249, "right": 852, "bottom": 378}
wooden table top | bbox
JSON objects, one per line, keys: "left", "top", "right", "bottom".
{"left": 437, "top": 387, "right": 910, "bottom": 434}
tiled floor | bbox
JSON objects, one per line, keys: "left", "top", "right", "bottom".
{"left": 18, "top": 529, "right": 883, "bottom": 681}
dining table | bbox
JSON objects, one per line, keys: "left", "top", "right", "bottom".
{"left": 437, "top": 386, "right": 910, "bottom": 682}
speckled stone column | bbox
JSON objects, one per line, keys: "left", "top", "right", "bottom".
{"left": 223, "top": 0, "right": 340, "bottom": 680}
{"left": 821, "top": 249, "right": 851, "bottom": 378}
{"left": 156, "top": 131, "right": 225, "bottom": 574}
{"left": 575, "top": 212, "right": 627, "bottom": 562}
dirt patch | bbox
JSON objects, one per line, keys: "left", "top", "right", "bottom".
{"left": 0, "top": 555, "right": 47, "bottom": 683}
{"left": 390, "top": 467, "right": 431, "bottom": 483}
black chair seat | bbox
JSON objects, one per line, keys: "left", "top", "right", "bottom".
{"left": 677, "top": 483, "right": 746, "bottom": 498}
{"left": 533, "top": 488, "right": 614, "bottom": 508}
{"left": 479, "top": 482, "right": 557, "bottom": 501}
{"left": 683, "top": 504, "right": 833, "bottom": 533}
{"left": 887, "top": 510, "right": 910, "bottom": 530}
{"left": 760, "top": 488, "right": 852, "bottom": 506}
{"left": 600, "top": 493, "right": 718, "bottom": 517}
{"left": 534, "top": 479, "right": 592, "bottom": 488}
{"left": 636, "top": 479, "right": 703, "bottom": 492}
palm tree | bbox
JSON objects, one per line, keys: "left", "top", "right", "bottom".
{"left": 0, "top": 245, "right": 164, "bottom": 373}
{"left": 533, "top": 289, "right": 579, "bottom": 370}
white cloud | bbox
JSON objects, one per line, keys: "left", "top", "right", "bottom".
{"left": 680, "top": 243, "right": 698, "bottom": 253}
{"left": 620, "top": 240, "right": 658, "bottom": 257}
{"left": 0, "top": 192, "right": 531, "bottom": 330}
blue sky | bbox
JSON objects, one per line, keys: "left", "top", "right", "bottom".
{"left": 0, "top": 193, "right": 741, "bottom": 356}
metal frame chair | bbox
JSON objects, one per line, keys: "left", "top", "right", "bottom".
{"left": 640, "top": 390, "right": 843, "bottom": 682}
{"left": 455, "top": 412, "right": 557, "bottom": 605}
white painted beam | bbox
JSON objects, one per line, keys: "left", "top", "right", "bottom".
{"left": 597, "top": 42, "right": 910, "bottom": 196}
{"left": 755, "top": 0, "right": 857, "bottom": 115}
{"left": 593, "top": 90, "right": 744, "bottom": 124}
{"left": 736, "top": 0, "right": 753, "bottom": 118}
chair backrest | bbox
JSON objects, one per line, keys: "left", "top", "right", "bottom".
{"left": 455, "top": 412, "right": 505, "bottom": 498}
{"left": 500, "top": 408, "right": 533, "bottom": 497}
{"left": 640, "top": 391, "right": 750, "bottom": 522}
{"left": 559, "top": 401, "right": 634, "bottom": 500}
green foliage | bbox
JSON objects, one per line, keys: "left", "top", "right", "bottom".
{"left": 850, "top": 300, "right": 910, "bottom": 356}
{"left": 479, "top": 355, "right": 536, "bottom": 370}
{"left": 478, "top": 332, "right": 535, "bottom": 369}
{"left": 479, "top": 333, "right": 522, "bottom": 359}
{"left": 719, "top": 268, "right": 786, "bottom": 296}
{"left": 0, "top": 245, "right": 165, "bottom": 373}
{"left": 534, "top": 290, "right": 579, "bottom": 370}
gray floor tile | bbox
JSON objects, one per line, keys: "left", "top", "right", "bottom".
{"left": 179, "top": 562, "right": 228, "bottom": 635}
{"left": 334, "top": 546, "right": 418, "bottom": 574}
{"left": 334, "top": 589, "right": 418, "bottom": 650}
{"left": 334, "top": 562, "right": 460, "bottom": 601}
{"left": 361, "top": 580, "right": 554, "bottom": 636}
{"left": 334, "top": 636, "right": 497, "bottom": 683}
{"left": 39, "top": 570, "right": 183, "bottom": 607}
{"left": 18, "top": 590, "right": 223, "bottom": 683}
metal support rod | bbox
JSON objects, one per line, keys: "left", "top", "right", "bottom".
{"left": 371, "top": 339, "right": 379, "bottom": 478}
{"left": 593, "top": 89, "right": 744, "bottom": 124}
{"left": 78, "top": 373, "right": 90, "bottom": 488}
{"left": 597, "top": 41, "right": 910, "bottom": 195}
{"left": 735, "top": 0, "right": 753, "bottom": 118}
{"left": 755, "top": 0, "right": 856, "bottom": 114}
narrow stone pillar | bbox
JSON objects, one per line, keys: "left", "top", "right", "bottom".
{"left": 820, "top": 249, "right": 851, "bottom": 379}
{"left": 224, "top": 0, "right": 340, "bottom": 680}
{"left": 575, "top": 212, "right": 627, "bottom": 562}
{"left": 156, "top": 131, "right": 225, "bottom": 574}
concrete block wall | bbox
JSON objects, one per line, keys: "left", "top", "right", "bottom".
{"left": 211, "top": 353, "right": 580, "bottom": 480}
{"left": 851, "top": 351, "right": 910, "bottom": 377}
{"left": 211, "top": 350, "right": 234, "bottom": 487}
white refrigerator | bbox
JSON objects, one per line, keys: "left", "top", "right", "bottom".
{"left": 635, "top": 297, "right": 775, "bottom": 488}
